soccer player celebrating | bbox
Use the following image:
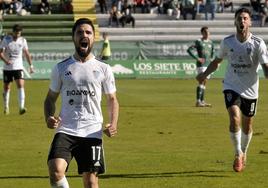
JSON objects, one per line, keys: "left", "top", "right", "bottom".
{"left": 44, "top": 18, "right": 119, "bottom": 188}
{"left": 187, "top": 26, "right": 215, "bottom": 107}
{"left": 196, "top": 7, "right": 268, "bottom": 172}
{"left": 0, "top": 24, "right": 34, "bottom": 115}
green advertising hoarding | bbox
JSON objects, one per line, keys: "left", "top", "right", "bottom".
{"left": 0, "top": 41, "right": 265, "bottom": 79}
{"left": 107, "top": 59, "right": 227, "bottom": 79}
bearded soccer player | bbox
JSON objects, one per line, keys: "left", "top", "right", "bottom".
{"left": 44, "top": 18, "right": 119, "bottom": 188}
{"left": 0, "top": 24, "right": 34, "bottom": 115}
{"left": 196, "top": 8, "right": 268, "bottom": 172}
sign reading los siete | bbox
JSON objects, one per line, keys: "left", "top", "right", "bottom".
{"left": 108, "top": 60, "right": 227, "bottom": 79}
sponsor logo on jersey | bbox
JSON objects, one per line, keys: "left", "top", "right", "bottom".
{"left": 231, "top": 63, "right": 251, "bottom": 68}
{"left": 66, "top": 89, "right": 95, "bottom": 96}
{"left": 226, "top": 93, "right": 232, "bottom": 102}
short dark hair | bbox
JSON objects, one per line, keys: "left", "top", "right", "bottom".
{"left": 201, "top": 26, "right": 208, "bottom": 33}
{"left": 72, "top": 18, "right": 95, "bottom": 37}
{"left": 235, "top": 7, "right": 252, "bottom": 18}
{"left": 13, "top": 24, "right": 23, "bottom": 32}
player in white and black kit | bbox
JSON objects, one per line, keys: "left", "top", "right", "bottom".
{"left": 44, "top": 18, "right": 119, "bottom": 188}
{"left": 0, "top": 24, "right": 34, "bottom": 115}
{"left": 196, "top": 8, "right": 268, "bottom": 172}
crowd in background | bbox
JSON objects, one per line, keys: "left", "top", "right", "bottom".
{"left": 0, "top": 0, "right": 72, "bottom": 16}
{"left": 0, "top": 0, "right": 267, "bottom": 27}
{"left": 101, "top": 0, "right": 268, "bottom": 26}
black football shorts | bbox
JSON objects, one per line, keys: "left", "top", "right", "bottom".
{"left": 48, "top": 133, "right": 105, "bottom": 174}
{"left": 3, "top": 70, "right": 24, "bottom": 83}
{"left": 224, "top": 89, "right": 257, "bottom": 117}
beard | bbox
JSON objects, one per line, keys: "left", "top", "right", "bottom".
{"left": 75, "top": 45, "right": 91, "bottom": 58}
{"left": 74, "top": 38, "right": 92, "bottom": 58}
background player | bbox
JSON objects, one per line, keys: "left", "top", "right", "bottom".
{"left": 196, "top": 8, "right": 268, "bottom": 172}
{"left": 187, "top": 26, "right": 215, "bottom": 107}
{"left": 0, "top": 24, "right": 34, "bottom": 115}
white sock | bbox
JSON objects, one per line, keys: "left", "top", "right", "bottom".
{"left": 18, "top": 88, "right": 25, "bottom": 109}
{"left": 241, "top": 131, "right": 253, "bottom": 154}
{"left": 51, "top": 176, "right": 69, "bottom": 188}
{"left": 3, "top": 90, "right": 10, "bottom": 109}
{"left": 230, "top": 129, "right": 242, "bottom": 156}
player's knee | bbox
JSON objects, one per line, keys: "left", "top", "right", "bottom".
{"left": 83, "top": 173, "right": 99, "bottom": 188}
{"left": 50, "top": 175, "right": 69, "bottom": 188}
{"left": 49, "top": 170, "right": 65, "bottom": 183}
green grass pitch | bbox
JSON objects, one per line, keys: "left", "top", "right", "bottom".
{"left": 0, "top": 79, "right": 268, "bottom": 188}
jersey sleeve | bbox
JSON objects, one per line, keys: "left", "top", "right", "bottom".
{"left": 187, "top": 41, "right": 198, "bottom": 60}
{"left": 0, "top": 37, "right": 7, "bottom": 49}
{"left": 102, "top": 64, "right": 116, "bottom": 94}
{"left": 258, "top": 39, "right": 268, "bottom": 65}
{"left": 49, "top": 65, "right": 62, "bottom": 93}
{"left": 22, "top": 38, "right": 28, "bottom": 50}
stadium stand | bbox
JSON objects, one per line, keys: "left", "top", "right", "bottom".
{"left": 0, "top": 0, "right": 267, "bottom": 43}
{"left": 94, "top": 0, "right": 268, "bottom": 42}
{"left": 97, "top": 12, "right": 268, "bottom": 42}
{"left": 1, "top": 14, "right": 73, "bottom": 42}
{"left": 1, "top": 0, "right": 100, "bottom": 42}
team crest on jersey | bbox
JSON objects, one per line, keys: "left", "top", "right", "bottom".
{"left": 246, "top": 48, "right": 252, "bottom": 55}
{"left": 226, "top": 93, "right": 232, "bottom": 102}
{"left": 93, "top": 70, "right": 100, "bottom": 79}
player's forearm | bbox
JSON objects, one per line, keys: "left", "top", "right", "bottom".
{"left": 25, "top": 51, "right": 33, "bottom": 66}
{"left": 0, "top": 53, "right": 9, "bottom": 64}
{"left": 203, "top": 58, "right": 221, "bottom": 77}
{"left": 107, "top": 96, "right": 119, "bottom": 128}
{"left": 261, "top": 63, "right": 268, "bottom": 79}
{"left": 187, "top": 48, "right": 199, "bottom": 60}
{"left": 44, "top": 97, "right": 57, "bottom": 122}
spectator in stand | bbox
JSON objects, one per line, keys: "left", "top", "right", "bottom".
{"left": 120, "top": 3, "right": 135, "bottom": 27}
{"left": 22, "top": 0, "right": 31, "bottom": 13}
{"left": 149, "top": 0, "right": 162, "bottom": 14}
{"left": 98, "top": 0, "right": 108, "bottom": 13}
{"left": 117, "top": 0, "right": 123, "bottom": 13}
{"left": 108, "top": 5, "right": 121, "bottom": 27}
{"left": 196, "top": 0, "right": 205, "bottom": 13}
{"left": 181, "top": 0, "right": 196, "bottom": 20}
{"left": 125, "top": 0, "right": 136, "bottom": 12}
{"left": 205, "top": 0, "right": 217, "bottom": 20}
{"left": 59, "top": 0, "right": 73, "bottom": 14}
{"left": 250, "top": 0, "right": 268, "bottom": 26}
{"left": 38, "top": 0, "right": 51, "bottom": 14}
{"left": 1, "top": 0, "right": 11, "bottom": 15}
{"left": 133, "top": 0, "right": 150, "bottom": 13}
{"left": 162, "top": 0, "right": 180, "bottom": 19}
{"left": 218, "top": 0, "right": 234, "bottom": 12}
{"left": 7, "top": 1, "right": 22, "bottom": 14}
{"left": 259, "top": 0, "right": 268, "bottom": 26}
{"left": 250, "top": 0, "right": 261, "bottom": 13}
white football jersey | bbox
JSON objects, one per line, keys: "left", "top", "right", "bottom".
{"left": 0, "top": 35, "right": 28, "bottom": 70}
{"left": 49, "top": 55, "right": 116, "bottom": 138}
{"left": 217, "top": 33, "right": 268, "bottom": 99}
